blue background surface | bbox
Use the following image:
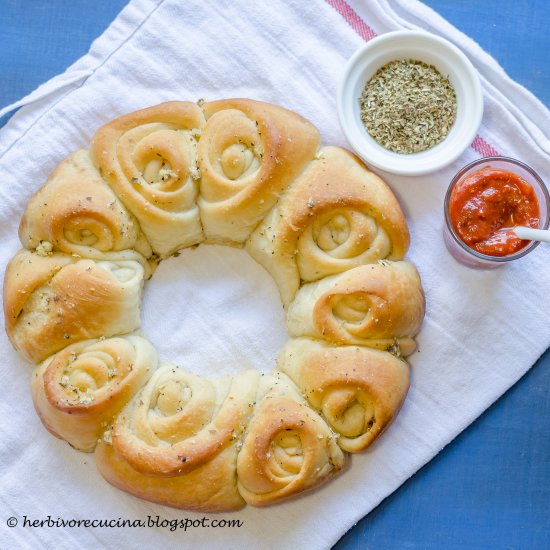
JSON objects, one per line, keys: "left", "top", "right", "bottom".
{"left": 0, "top": 1, "right": 548, "bottom": 548}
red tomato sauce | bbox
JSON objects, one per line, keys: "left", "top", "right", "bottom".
{"left": 449, "top": 167, "right": 540, "bottom": 257}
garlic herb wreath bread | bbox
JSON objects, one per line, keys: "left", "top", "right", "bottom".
{"left": 3, "top": 99, "right": 425, "bottom": 512}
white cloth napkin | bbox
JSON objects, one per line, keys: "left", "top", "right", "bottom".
{"left": 1, "top": 1, "right": 549, "bottom": 549}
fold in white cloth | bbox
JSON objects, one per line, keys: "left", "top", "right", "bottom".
{"left": 0, "top": 1, "right": 548, "bottom": 549}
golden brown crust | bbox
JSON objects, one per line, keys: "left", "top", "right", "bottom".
{"left": 246, "top": 146, "right": 410, "bottom": 306}
{"left": 4, "top": 249, "right": 144, "bottom": 363}
{"left": 286, "top": 261, "right": 425, "bottom": 356}
{"left": 198, "top": 98, "right": 321, "bottom": 244}
{"left": 236, "top": 373, "right": 345, "bottom": 506}
{"left": 31, "top": 335, "right": 158, "bottom": 451}
{"left": 19, "top": 150, "right": 151, "bottom": 260}
{"left": 91, "top": 101, "right": 205, "bottom": 257}
{"left": 112, "top": 365, "right": 259, "bottom": 476}
{"left": 96, "top": 439, "right": 245, "bottom": 512}
{"left": 278, "top": 338, "right": 410, "bottom": 453}
{"left": 3, "top": 250, "right": 75, "bottom": 339}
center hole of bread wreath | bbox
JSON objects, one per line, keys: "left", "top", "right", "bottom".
{"left": 141, "top": 245, "right": 286, "bottom": 375}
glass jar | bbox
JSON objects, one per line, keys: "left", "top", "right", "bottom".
{"left": 443, "top": 156, "right": 549, "bottom": 268}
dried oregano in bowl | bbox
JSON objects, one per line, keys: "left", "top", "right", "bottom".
{"left": 359, "top": 59, "right": 457, "bottom": 154}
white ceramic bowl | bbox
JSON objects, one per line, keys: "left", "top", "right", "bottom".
{"left": 337, "top": 30, "right": 483, "bottom": 176}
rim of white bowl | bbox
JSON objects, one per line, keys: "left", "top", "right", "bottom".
{"left": 337, "top": 30, "right": 484, "bottom": 176}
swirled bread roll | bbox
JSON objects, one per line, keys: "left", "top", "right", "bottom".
{"left": 19, "top": 150, "right": 151, "bottom": 261}
{"left": 111, "top": 364, "right": 259, "bottom": 476}
{"left": 278, "top": 338, "right": 410, "bottom": 453}
{"left": 91, "top": 102, "right": 205, "bottom": 257}
{"left": 32, "top": 335, "right": 157, "bottom": 452}
{"left": 198, "top": 99, "right": 321, "bottom": 244}
{"left": 96, "top": 438, "right": 245, "bottom": 512}
{"left": 236, "top": 372, "right": 345, "bottom": 506}
{"left": 286, "top": 261, "right": 425, "bottom": 356}
{"left": 3, "top": 250, "right": 145, "bottom": 363}
{"left": 247, "top": 146, "right": 410, "bottom": 306}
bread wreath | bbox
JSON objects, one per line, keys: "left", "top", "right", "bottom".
{"left": 3, "top": 99, "right": 425, "bottom": 511}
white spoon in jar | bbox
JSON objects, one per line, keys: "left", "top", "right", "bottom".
{"left": 512, "top": 226, "right": 550, "bottom": 243}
